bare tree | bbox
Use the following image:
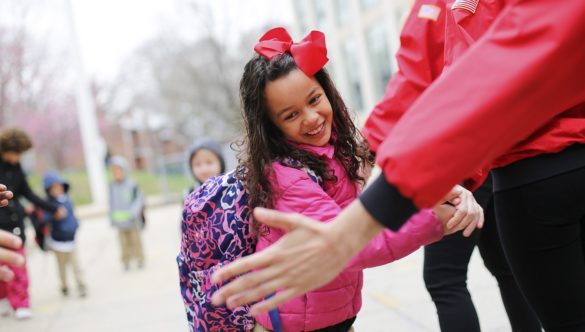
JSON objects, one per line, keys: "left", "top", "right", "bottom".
{"left": 104, "top": 1, "right": 286, "bottom": 146}
{"left": 0, "top": 2, "right": 82, "bottom": 170}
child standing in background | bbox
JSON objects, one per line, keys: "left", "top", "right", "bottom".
{"left": 0, "top": 128, "right": 66, "bottom": 320}
{"left": 185, "top": 137, "right": 226, "bottom": 196}
{"left": 108, "top": 156, "right": 145, "bottom": 271}
{"left": 42, "top": 171, "right": 87, "bottom": 298}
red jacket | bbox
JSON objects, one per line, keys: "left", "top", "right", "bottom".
{"left": 363, "top": 0, "right": 446, "bottom": 153}
{"left": 364, "top": 0, "right": 585, "bottom": 207}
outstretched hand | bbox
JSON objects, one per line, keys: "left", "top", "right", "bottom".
{"left": 211, "top": 200, "right": 383, "bottom": 315}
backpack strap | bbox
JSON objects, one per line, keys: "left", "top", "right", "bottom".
{"left": 269, "top": 308, "right": 283, "bottom": 332}
{"left": 266, "top": 293, "right": 283, "bottom": 332}
{"left": 265, "top": 158, "right": 322, "bottom": 331}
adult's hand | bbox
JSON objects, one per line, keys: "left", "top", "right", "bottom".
{"left": 211, "top": 200, "right": 384, "bottom": 315}
{"left": 443, "top": 185, "right": 484, "bottom": 237}
{"left": 0, "top": 184, "right": 14, "bottom": 207}
{"left": 0, "top": 230, "right": 24, "bottom": 282}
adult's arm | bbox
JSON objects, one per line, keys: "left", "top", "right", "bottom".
{"left": 20, "top": 174, "right": 58, "bottom": 213}
{"left": 376, "top": 0, "right": 585, "bottom": 214}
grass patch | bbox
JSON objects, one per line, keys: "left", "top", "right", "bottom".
{"left": 28, "top": 170, "right": 192, "bottom": 206}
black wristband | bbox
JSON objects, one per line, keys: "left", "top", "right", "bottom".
{"left": 359, "top": 174, "right": 418, "bottom": 231}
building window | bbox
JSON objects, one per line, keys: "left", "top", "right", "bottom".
{"left": 325, "top": 62, "right": 336, "bottom": 83}
{"left": 314, "top": 0, "right": 327, "bottom": 30}
{"left": 366, "top": 22, "right": 392, "bottom": 100}
{"left": 395, "top": 6, "right": 408, "bottom": 31}
{"left": 342, "top": 37, "right": 364, "bottom": 110}
{"left": 293, "top": 1, "right": 309, "bottom": 33}
{"left": 335, "top": 0, "right": 353, "bottom": 26}
{"left": 360, "top": 0, "right": 380, "bottom": 11}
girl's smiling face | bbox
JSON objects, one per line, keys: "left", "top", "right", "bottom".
{"left": 265, "top": 69, "right": 333, "bottom": 147}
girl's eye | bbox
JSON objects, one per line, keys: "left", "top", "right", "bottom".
{"left": 309, "top": 94, "right": 321, "bottom": 105}
{"left": 285, "top": 111, "right": 298, "bottom": 121}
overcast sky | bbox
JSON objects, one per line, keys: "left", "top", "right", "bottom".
{"left": 0, "top": 0, "right": 293, "bottom": 82}
{"left": 70, "top": 0, "right": 294, "bottom": 81}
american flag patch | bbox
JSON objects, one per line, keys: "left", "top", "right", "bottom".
{"left": 418, "top": 4, "right": 441, "bottom": 21}
{"left": 451, "top": 0, "right": 479, "bottom": 14}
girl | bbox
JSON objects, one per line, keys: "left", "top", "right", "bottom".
{"left": 179, "top": 27, "right": 461, "bottom": 332}
{"left": 240, "top": 27, "right": 457, "bottom": 332}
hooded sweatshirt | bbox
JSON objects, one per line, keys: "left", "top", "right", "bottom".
{"left": 42, "top": 171, "right": 79, "bottom": 243}
{"left": 108, "top": 156, "right": 144, "bottom": 230}
{"left": 185, "top": 137, "right": 226, "bottom": 194}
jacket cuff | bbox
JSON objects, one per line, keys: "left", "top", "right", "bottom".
{"left": 359, "top": 174, "right": 418, "bottom": 231}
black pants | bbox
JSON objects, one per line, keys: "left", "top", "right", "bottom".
{"left": 494, "top": 166, "right": 585, "bottom": 332}
{"left": 313, "top": 317, "right": 356, "bottom": 332}
{"left": 424, "top": 181, "right": 541, "bottom": 332}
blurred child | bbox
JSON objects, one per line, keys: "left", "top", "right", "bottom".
{"left": 0, "top": 128, "right": 66, "bottom": 320}
{"left": 185, "top": 137, "right": 226, "bottom": 196}
{"left": 108, "top": 156, "right": 145, "bottom": 271}
{"left": 42, "top": 171, "right": 87, "bottom": 297}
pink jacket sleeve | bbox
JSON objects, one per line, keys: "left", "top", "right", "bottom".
{"left": 345, "top": 209, "right": 443, "bottom": 271}
{"left": 258, "top": 167, "right": 443, "bottom": 270}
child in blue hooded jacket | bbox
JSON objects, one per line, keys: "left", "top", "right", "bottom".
{"left": 42, "top": 171, "right": 87, "bottom": 297}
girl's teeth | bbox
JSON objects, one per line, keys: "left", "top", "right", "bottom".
{"left": 308, "top": 124, "right": 323, "bottom": 135}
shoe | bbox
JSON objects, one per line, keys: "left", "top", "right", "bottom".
{"left": 61, "top": 287, "right": 69, "bottom": 297}
{"left": 78, "top": 285, "right": 87, "bottom": 298}
{"left": 138, "top": 261, "right": 145, "bottom": 269}
{"left": 0, "top": 299, "right": 10, "bottom": 317}
{"left": 123, "top": 263, "right": 130, "bottom": 271}
{"left": 14, "top": 308, "right": 33, "bottom": 320}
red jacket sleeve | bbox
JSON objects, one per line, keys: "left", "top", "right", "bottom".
{"left": 362, "top": 0, "right": 445, "bottom": 153}
{"left": 377, "top": 0, "right": 585, "bottom": 208}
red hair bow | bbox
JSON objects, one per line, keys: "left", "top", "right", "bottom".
{"left": 254, "top": 27, "right": 329, "bottom": 77}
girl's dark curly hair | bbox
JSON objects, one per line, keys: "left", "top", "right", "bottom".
{"left": 237, "top": 53, "right": 372, "bottom": 232}
{"left": 0, "top": 128, "right": 33, "bottom": 154}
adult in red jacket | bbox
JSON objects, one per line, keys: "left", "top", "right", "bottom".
{"left": 212, "top": 1, "right": 585, "bottom": 330}
{"left": 363, "top": 1, "right": 540, "bottom": 330}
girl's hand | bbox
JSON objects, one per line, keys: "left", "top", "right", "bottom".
{"left": 360, "top": 163, "right": 373, "bottom": 185}
{"left": 441, "top": 185, "right": 484, "bottom": 237}
{"left": 433, "top": 204, "right": 457, "bottom": 235}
